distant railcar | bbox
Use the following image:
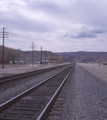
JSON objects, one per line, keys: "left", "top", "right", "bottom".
{"left": 41, "top": 60, "right": 48, "bottom": 64}
{"left": 103, "top": 62, "right": 107, "bottom": 65}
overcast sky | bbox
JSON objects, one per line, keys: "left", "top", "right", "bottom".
{"left": 0, "top": 0, "right": 107, "bottom": 52}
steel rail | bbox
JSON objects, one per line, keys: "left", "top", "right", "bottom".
{"left": 0, "top": 64, "right": 70, "bottom": 84}
{"left": 0, "top": 64, "right": 74, "bottom": 113}
{"left": 37, "top": 64, "right": 75, "bottom": 120}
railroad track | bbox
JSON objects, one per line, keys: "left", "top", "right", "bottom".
{"left": 0, "top": 64, "right": 75, "bottom": 120}
{"left": 0, "top": 64, "right": 70, "bottom": 84}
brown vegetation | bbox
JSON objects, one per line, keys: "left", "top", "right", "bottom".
{"left": 0, "top": 46, "right": 22, "bottom": 64}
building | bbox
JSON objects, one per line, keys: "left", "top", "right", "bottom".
{"left": 48, "top": 55, "right": 62, "bottom": 64}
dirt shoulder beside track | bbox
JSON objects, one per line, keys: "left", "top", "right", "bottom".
{"left": 77, "top": 63, "right": 107, "bottom": 83}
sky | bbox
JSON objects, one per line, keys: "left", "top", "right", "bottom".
{"left": 0, "top": 0, "right": 107, "bottom": 52}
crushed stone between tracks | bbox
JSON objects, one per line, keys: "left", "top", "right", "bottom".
{"left": 47, "top": 65, "right": 107, "bottom": 120}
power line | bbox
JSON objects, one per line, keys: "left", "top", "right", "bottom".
{"left": 5, "top": 39, "right": 30, "bottom": 49}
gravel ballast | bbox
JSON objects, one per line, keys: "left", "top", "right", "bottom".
{"left": 47, "top": 65, "right": 107, "bottom": 120}
{"left": 0, "top": 67, "right": 66, "bottom": 104}
{"left": 0, "top": 64, "right": 68, "bottom": 77}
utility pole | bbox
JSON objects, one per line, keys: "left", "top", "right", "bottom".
{"left": 45, "top": 50, "right": 46, "bottom": 65}
{"left": 0, "top": 28, "right": 9, "bottom": 69}
{"left": 51, "top": 52, "right": 53, "bottom": 63}
{"left": 31, "top": 42, "right": 34, "bottom": 66}
{"left": 53, "top": 53, "right": 55, "bottom": 63}
{"left": 41, "top": 46, "right": 42, "bottom": 64}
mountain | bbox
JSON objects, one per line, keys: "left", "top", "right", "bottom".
{"left": 57, "top": 51, "right": 107, "bottom": 63}
{"left": 1, "top": 45, "right": 107, "bottom": 63}
{"left": 20, "top": 51, "right": 107, "bottom": 63}
{"left": 20, "top": 51, "right": 71, "bottom": 63}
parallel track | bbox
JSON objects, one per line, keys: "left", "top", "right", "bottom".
{"left": 0, "top": 64, "right": 70, "bottom": 84}
{"left": 0, "top": 64, "right": 75, "bottom": 120}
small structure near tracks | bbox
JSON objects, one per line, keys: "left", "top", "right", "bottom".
{"left": 103, "top": 62, "right": 107, "bottom": 65}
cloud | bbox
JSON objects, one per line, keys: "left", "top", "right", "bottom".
{"left": 64, "top": 26, "right": 107, "bottom": 38}
{"left": 91, "top": 27, "right": 107, "bottom": 33}
{"left": 0, "top": 0, "right": 107, "bottom": 52}
{"left": 73, "top": 31, "right": 97, "bottom": 38}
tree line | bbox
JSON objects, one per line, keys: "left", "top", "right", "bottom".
{"left": 0, "top": 46, "right": 22, "bottom": 64}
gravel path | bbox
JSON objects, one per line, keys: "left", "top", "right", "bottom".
{"left": 47, "top": 65, "right": 107, "bottom": 120}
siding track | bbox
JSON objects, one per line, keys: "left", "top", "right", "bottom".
{"left": 0, "top": 64, "right": 69, "bottom": 84}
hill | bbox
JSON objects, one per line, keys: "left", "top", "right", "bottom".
{"left": 0, "top": 46, "right": 22, "bottom": 64}
{"left": 57, "top": 51, "right": 107, "bottom": 63}
{"left": 20, "top": 51, "right": 70, "bottom": 63}
{"left": 20, "top": 51, "right": 107, "bottom": 63}
{"left": 1, "top": 45, "right": 107, "bottom": 63}
{"left": 0, "top": 46, "right": 70, "bottom": 63}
